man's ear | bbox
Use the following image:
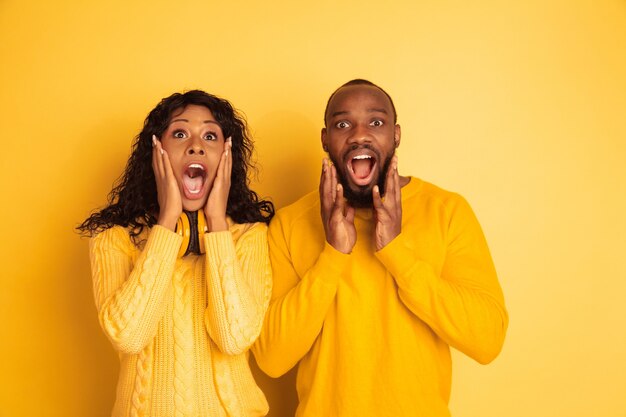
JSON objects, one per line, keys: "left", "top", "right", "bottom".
{"left": 321, "top": 127, "right": 328, "bottom": 152}
{"left": 394, "top": 124, "right": 401, "bottom": 148}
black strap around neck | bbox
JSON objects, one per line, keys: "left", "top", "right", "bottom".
{"left": 184, "top": 210, "right": 201, "bottom": 256}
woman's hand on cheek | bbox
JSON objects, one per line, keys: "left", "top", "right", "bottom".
{"left": 152, "top": 135, "right": 182, "bottom": 231}
{"left": 204, "top": 137, "right": 232, "bottom": 232}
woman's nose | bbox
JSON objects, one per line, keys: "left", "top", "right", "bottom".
{"left": 186, "top": 137, "right": 205, "bottom": 155}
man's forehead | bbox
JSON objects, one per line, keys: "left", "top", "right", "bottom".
{"left": 328, "top": 85, "right": 393, "bottom": 113}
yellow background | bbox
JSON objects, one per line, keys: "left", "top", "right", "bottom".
{"left": 1, "top": 1, "right": 625, "bottom": 416}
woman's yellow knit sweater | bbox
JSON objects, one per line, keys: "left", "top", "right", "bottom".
{"left": 89, "top": 221, "right": 271, "bottom": 417}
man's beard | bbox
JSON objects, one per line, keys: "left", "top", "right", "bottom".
{"left": 330, "top": 152, "right": 394, "bottom": 208}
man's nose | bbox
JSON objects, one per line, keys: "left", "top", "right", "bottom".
{"left": 186, "top": 136, "right": 205, "bottom": 155}
{"left": 347, "top": 124, "right": 372, "bottom": 145}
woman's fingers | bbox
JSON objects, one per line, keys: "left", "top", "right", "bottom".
{"left": 152, "top": 135, "right": 165, "bottom": 179}
{"left": 224, "top": 137, "right": 232, "bottom": 183}
{"left": 161, "top": 147, "right": 174, "bottom": 181}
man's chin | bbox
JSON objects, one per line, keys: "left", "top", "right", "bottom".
{"left": 343, "top": 182, "right": 376, "bottom": 208}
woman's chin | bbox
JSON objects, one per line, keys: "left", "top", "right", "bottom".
{"left": 180, "top": 184, "right": 209, "bottom": 212}
{"left": 181, "top": 197, "right": 207, "bottom": 213}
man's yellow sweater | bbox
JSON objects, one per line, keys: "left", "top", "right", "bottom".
{"left": 90, "top": 221, "right": 271, "bottom": 417}
{"left": 253, "top": 177, "right": 508, "bottom": 417}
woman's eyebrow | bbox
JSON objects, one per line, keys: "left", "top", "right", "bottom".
{"left": 169, "top": 119, "right": 220, "bottom": 126}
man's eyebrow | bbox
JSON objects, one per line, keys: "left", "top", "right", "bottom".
{"left": 368, "top": 108, "right": 389, "bottom": 114}
{"left": 330, "top": 108, "right": 389, "bottom": 119}
{"left": 330, "top": 110, "right": 349, "bottom": 118}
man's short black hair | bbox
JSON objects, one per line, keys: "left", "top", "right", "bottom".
{"left": 323, "top": 79, "right": 398, "bottom": 126}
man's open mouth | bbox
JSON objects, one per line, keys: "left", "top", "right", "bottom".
{"left": 346, "top": 152, "right": 377, "bottom": 186}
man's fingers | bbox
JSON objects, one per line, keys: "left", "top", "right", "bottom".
{"left": 334, "top": 183, "right": 346, "bottom": 215}
{"left": 320, "top": 158, "right": 333, "bottom": 214}
{"left": 319, "top": 159, "right": 326, "bottom": 199}
{"left": 345, "top": 206, "right": 355, "bottom": 223}
{"left": 330, "top": 164, "right": 338, "bottom": 204}
{"left": 332, "top": 184, "right": 353, "bottom": 224}
{"left": 383, "top": 155, "right": 398, "bottom": 205}
{"left": 372, "top": 185, "right": 384, "bottom": 210}
{"left": 393, "top": 155, "right": 401, "bottom": 206}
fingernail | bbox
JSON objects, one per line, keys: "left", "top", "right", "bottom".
{"left": 160, "top": 148, "right": 164, "bottom": 155}
{"left": 152, "top": 135, "right": 157, "bottom": 146}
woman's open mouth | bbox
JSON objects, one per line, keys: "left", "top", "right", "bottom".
{"left": 182, "top": 163, "right": 207, "bottom": 199}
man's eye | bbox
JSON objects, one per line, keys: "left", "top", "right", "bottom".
{"left": 173, "top": 131, "right": 187, "bottom": 139}
{"left": 371, "top": 120, "right": 384, "bottom": 127}
{"left": 204, "top": 132, "right": 217, "bottom": 141}
{"left": 336, "top": 121, "right": 350, "bottom": 129}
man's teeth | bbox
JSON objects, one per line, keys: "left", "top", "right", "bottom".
{"left": 353, "top": 155, "right": 372, "bottom": 160}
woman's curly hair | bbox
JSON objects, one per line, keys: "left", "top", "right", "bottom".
{"left": 77, "top": 90, "right": 274, "bottom": 242}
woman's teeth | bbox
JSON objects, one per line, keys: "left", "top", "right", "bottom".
{"left": 183, "top": 164, "right": 206, "bottom": 194}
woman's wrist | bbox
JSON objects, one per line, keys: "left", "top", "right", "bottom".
{"left": 157, "top": 213, "right": 178, "bottom": 232}
{"left": 206, "top": 215, "right": 228, "bottom": 232}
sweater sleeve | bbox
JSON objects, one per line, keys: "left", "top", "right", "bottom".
{"left": 203, "top": 222, "right": 273, "bottom": 355}
{"left": 375, "top": 195, "right": 509, "bottom": 364}
{"left": 89, "top": 225, "right": 182, "bottom": 354}
{"left": 251, "top": 213, "right": 349, "bottom": 378}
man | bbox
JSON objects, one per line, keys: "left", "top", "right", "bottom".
{"left": 252, "top": 79, "right": 508, "bottom": 416}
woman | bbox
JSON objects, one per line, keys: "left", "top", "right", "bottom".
{"left": 78, "top": 90, "right": 274, "bottom": 416}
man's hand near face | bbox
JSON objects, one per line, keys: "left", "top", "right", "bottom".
{"left": 319, "top": 155, "right": 403, "bottom": 254}
{"left": 320, "top": 158, "right": 357, "bottom": 254}
{"left": 373, "top": 154, "right": 402, "bottom": 251}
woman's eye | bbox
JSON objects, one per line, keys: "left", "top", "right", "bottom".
{"left": 336, "top": 121, "right": 350, "bottom": 129}
{"left": 371, "top": 120, "right": 384, "bottom": 127}
{"left": 203, "top": 132, "right": 217, "bottom": 141}
{"left": 173, "top": 131, "right": 187, "bottom": 139}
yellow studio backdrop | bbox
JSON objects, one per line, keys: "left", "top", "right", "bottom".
{"left": 1, "top": 0, "right": 625, "bottom": 416}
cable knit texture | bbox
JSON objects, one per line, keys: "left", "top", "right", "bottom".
{"left": 90, "top": 222, "right": 271, "bottom": 417}
{"left": 252, "top": 177, "right": 508, "bottom": 417}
